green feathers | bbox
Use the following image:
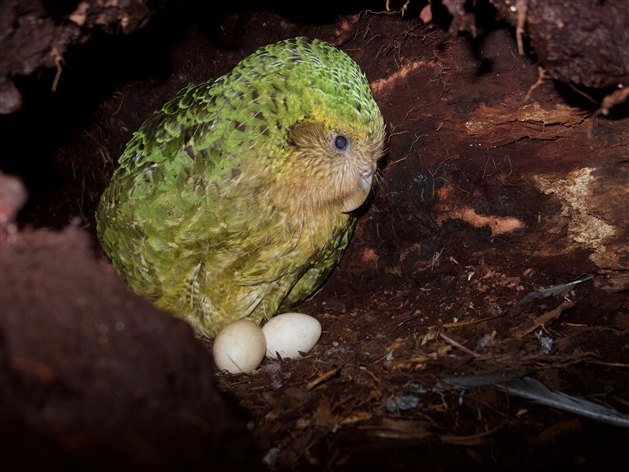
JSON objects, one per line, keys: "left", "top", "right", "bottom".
{"left": 97, "top": 37, "right": 385, "bottom": 337}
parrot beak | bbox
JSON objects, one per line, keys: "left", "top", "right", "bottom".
{"left": 361, "top": 174, "right": 373, "bottom": 189}
{"left": 341, "top": 162, "right": 376, "bottom": 213}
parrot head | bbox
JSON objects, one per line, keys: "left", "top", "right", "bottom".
{"left": 229, "top": 37, "right": 387, "bottom": 219}
{"left": 288, "top": 116, "right": 384, "bottom": 214}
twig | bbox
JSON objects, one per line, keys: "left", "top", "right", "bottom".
{"left": 441, "top": 420, "right": 509, "bottom": 445}
{"left": 482, "top": 156, "right": 497, "bottom": 179}
{"left": 515, "top": 0, "right": 528, "bottom": 56}
{"left": 306, "top": 367, "right": 341, "bottom": 390}
{"left": 391, "top": 314, "right": 422, "bottom": 333}
{"left": 408, "top": 133, "right": 424, "bottom": 154}
{"left": 588, "top": 86, "right": 629, "bottom": 138}
{"left": 52, "top": 48, "right": 64, "bottom": 92}
{"left": 523, "top": 66, "right": 547, "bottom": 102}
{"left": 388, "top": 156, "right": 408, "bottom": 166}
{"left": 439, "top": 332, "right": 478, "bottom": 357}
{"left": 404, "top": 105, "right": 420, "bottom": 121}
{"left": 429, "top": 312, "right": 506, "bottom": 331}
{"left": 510, "top": 301, "right": 575, "bottom": 339}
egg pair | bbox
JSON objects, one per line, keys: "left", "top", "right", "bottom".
{"left": 213, "top": 313, "right": 322, "bottom": 374}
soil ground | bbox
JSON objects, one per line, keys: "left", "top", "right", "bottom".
{"left": 1, "top": 4, "right": 628, "bottom": 471}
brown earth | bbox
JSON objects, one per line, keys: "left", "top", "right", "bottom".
{"left": 1, "top": 1, "right": 628, "bottom": 471}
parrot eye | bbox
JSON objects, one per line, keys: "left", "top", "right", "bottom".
{"left": 333, "top": 134, "right": 348, "bottom": 152}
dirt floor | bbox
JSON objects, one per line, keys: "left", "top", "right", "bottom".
{"left": 1, "top": 2, "right": 628, "bottom": 471}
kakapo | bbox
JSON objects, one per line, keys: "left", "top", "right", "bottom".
{"left": 97, "top": 37, "right": 386, "bottom": 337}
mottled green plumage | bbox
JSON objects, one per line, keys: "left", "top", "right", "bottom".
{"left": 96, "top": 37, "right": 385, "bottom": 337}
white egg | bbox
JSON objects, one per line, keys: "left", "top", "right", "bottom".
{"left": 213, "top": 320, "right": 266, "bottom": 374}
{"left": 262, "top": 313, "right": 322, "bottom": 360}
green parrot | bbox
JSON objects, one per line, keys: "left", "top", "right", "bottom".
{"left": 96, "top": 37, "right": 386, "bottom": 338}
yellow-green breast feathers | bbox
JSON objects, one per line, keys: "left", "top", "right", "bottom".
{"left": 96, "top": 37, "right": 385, "bottom": 337}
